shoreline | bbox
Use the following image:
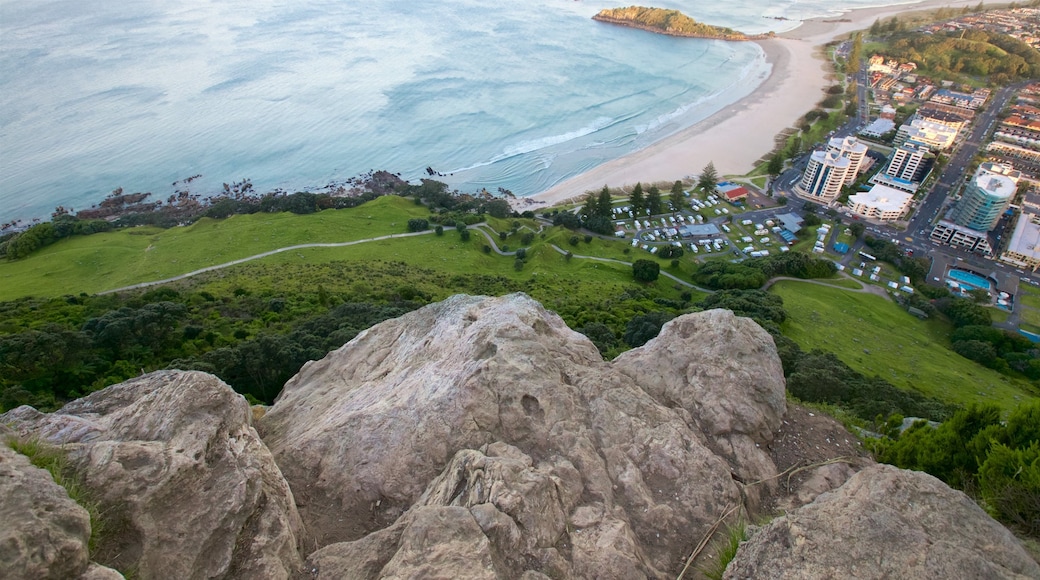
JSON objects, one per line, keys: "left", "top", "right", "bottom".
{"left": 522, "top": 0, "right": 985, "bottom": 211}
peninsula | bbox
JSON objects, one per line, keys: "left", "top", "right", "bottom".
{"left": 592, "top": 6, "right": 765, "bottom": 41}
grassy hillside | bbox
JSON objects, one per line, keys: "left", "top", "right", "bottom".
{"left": 0, "top": 196, "right": 434, "bottom": 300}
{"left": 772, "top": 280, "right": 1036, "bottom": 412}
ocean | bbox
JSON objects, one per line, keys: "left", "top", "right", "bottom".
{"left": 0, "top": 0, "right": 917, "bottom": 224}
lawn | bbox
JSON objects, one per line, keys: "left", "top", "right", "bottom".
{"left": 1014, "top": 285, "right": 1040, "bottom": 327}
{"left": 772, "top": 280, "right": 1036, "bottom": 411}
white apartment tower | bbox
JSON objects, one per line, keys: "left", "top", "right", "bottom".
{"left": 797, "top": 150, "right": 851, "bottom": 202}
{"left": 826, "top": 136, "right": 868, "bottom": 185}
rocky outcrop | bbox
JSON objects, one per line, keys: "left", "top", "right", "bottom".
{"left": 725, "top": 464, "right": 1040, "bottom": 579}
{"left": 260, "top": 294, "right": 758, "bottom": 577}
{"left": 613, "top": 309, "right": 786, "bottom": 507}
{"left": 4, "top": 293, "right": 1031, "bottom": 580}
{"left": 1, "top": 371, "right": 305, "bottom": 580}
{"left": 0, "top": 443, "right": 91, "bottom": 579}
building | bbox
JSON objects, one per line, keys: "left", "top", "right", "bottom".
{"left": 847, "top": 184, "right": 914, "bottom": 221}
{"left": 988, "top": 141, "right": 1040, "bottom": 166}
{"left": 716, "top": 182, "right": 749, "bottom": 202}
{"left": 916, "top": 106, "right": 970, "bottom": 132}
{"left": 860, "top": 118, "right": 896, "bottom": 139}
{"left": 883, "top": 141, "right": 932, "bottom": 183}
{"left": 826, "top": 136, "right": 868, "bottom": 185}
{"left": 1000, "top": 212, "right": 1040, "bottom": 272}
{"left": 894, "top": 118, "right": 959, "bottom": 151}
{"left": 796, "top": 150, "right": 851, "bottom": 201}
{"left": 930, "top": 220, "right": 994, "bottom": 254}
{"left": 951, "top": 162, "right": 1021, "bottom": 231}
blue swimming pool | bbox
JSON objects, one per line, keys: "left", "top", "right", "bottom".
{"left": 947, "top": 268, "right": 994, "bottom": 292}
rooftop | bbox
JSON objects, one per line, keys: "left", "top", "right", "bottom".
{"left": 849, "top": 184, "right": 914, "bottom": 213}
{"left": 1005, "top": 212, "right": 1040, "bottom": 260}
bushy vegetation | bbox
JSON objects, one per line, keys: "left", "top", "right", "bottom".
{"left": 872, "top": 402, "right": 1040, "bottom": 536}
{"left": 693, "top": 252, "right": 836, "bottom": 290}
{"left": 863, "top": 236, "right": 930, "bottom": 283}
{"left": 594, "top": 6, "right": 747, "bottom": 39}
{"left": 879, "top": 28, "right": 1040, "bottom": 84}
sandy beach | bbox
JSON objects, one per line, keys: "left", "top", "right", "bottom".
{"left": 523, "top": 0, "right": 984, "bottom": 209}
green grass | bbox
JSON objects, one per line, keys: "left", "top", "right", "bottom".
{"left": 7, "top": 438, "right": 104, "bottom": 554}
{"left": 772, "top": 280, "right": 1036, "bottom": 411}
{"left": 702, "top": 520, "right": 748, "bottom": 580}
{"left": 990, "top": 308, "right": 1010, "bottom": 325}
{"left": 0, "top": 196, "right": 431, "bottom": 301}
{"left": 816, "top": 277, "right": 863, "bottom": 290}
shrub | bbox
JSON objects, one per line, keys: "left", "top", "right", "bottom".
{"left": 632, "top": 259, "right": 660, "bottom": 282}
{"left": 406, "top": 218, "right": 429, "bottom": 232}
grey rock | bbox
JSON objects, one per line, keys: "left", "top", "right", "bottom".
{"left": 262, "top": 294, "right": 746, "bottom": 577}
{"left": 613, "top": 308, "right": 787, "bottom": 505}
{"left": 1, "top": 371, "right": 305, "bottom": 580}
{"left": 0, "top": 443, "right": 91, "bottom": 580}
{"left": 725, "top": 464, "right": 1040, "bottom": 579}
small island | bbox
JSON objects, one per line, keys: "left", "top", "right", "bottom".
{"left": 593, "top": 6, "right": 771, "bottom": 41}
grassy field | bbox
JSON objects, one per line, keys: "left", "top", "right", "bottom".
{"left": 0, "top": 197, "right": 703, "bottom": 304}
{"left": 772, "top": 280, "right": 1036, "bottom": 411}
{"left": 0, "top": 196, "right": 434, "bottom": 300}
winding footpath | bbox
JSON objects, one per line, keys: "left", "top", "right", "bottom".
{"left": 99, "top": 230, "right": 437, "bottom": 295}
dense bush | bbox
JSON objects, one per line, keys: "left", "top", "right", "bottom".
{"left": 632, "top": 259, "right": 660, "bottom": 282}
{"left": 873, "top": 401, "right": 1040, "bottom": 535}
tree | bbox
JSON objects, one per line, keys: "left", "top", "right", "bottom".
{"left": 580, "top": 193, "right": 598, "bottom": 221}
{"left": 849, "top": 222, "right": 866, "bottom": 238}
{"left": 869, "top": 18, "right": 881, "bottom": 36}
{"left": 406, "top": 218, "right": 429, "bottom": 232}
{"left": 646, "top": 186, "right": 663, "bottom": 216}
{"left": 596, "top": 186, "right": 613, "bottom": 218}
{"left": 632, "top": 259, "right": 660, "bottom": 282}
{"left": 630, "top": 183, "right": 645, "bottom": 216}
{"left": 848, "top": 32, "right": 863, "bottom": 72}
{"left": 669, "top": 181, "right": 685, "bottom": 212}
{"left": 698, "top": 162, "right": 719, "bottom": 194}
{"left": 767, "top": 153, "right": 783, "bottom": 179}
{"left": 623, "top": 311, "right": 674, "bottom": 348}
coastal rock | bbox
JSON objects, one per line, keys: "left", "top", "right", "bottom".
{"left": 0, "top": 443, "right": 91, "bottom": 580}
{"left": 259, "top": 293, "right": 750, "bottom": 576}
{"left": 724, "top": 464, "right": 1040, "bottom": 579}
{"left": 613, "top": 309, "right": 787, "bottom": 504}
{"left": 0, "top": 371, "right": 305, "bottom": 579}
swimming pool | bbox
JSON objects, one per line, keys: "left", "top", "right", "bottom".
{"left": 947, "top": 268, "right": 994, "bottom": 292}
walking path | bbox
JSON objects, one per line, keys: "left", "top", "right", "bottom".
{"left": 99, "top": 230, "right": 437, "bottom": 294}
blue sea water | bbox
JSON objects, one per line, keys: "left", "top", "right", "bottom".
{"left": 0, "top": 0, "right": 918, "bottom": 223}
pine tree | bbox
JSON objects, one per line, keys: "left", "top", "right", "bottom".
{"left": 629, "top": 183, "right": 645, "bottom": 216}
{"left": 596, "top": 185, "right": 612, "bottom": 218}
{"left": 669, "top": 180, "right": 685, "bottom": 212}
{"left": 698, "top": 162, "right": 719, "bottom": 194}
{"left": 647, "top": 186, "right": 663, "bottom": 216}
{"left": 580, "top": 192, "right": 598, "bottom": 220}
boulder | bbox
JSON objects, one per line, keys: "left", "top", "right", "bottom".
{"left": 0, "top": 443, "right": 91, "bottom": 580}
{"left": 1, "top": 371, "right": 305, "bottom": 579}
{"left": 724, "top": 464, "right": 1040, "bottom": 579}
{"left": 260, "top": 294, "right": 754, "bottom": 577}
{"left": 613, "top": 309, "right": 787, "bottom": 504}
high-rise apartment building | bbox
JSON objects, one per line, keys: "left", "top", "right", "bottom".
{"left": 951, "top": 162, "right": 1021, "bottom": 232}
